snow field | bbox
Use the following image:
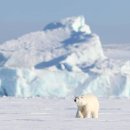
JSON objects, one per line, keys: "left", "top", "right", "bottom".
{"left": 0, "top": 97, "right": 130, "bottom": 130}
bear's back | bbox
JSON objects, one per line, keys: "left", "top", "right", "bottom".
{"left": 84, "top": 94, "right": 99, "bottom": 108}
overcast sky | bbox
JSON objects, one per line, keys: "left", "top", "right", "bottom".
{"left": 0, "top": 0, "right": 130, "bottom": 44}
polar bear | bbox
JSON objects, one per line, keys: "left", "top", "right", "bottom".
{"left": 74, "top": 94, "right": 99, "bottom": 118}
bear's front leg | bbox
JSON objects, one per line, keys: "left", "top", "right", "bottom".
{"left": 76, "top": 110, "right": 84, "bottom": 118}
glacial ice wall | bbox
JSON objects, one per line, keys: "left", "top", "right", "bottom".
{"left": 0, "top": 63, "right": 130, "bottom": 98}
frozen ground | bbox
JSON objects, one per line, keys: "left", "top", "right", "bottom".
{"left": 0, "top": 97, "right": 130, "bottom": 130}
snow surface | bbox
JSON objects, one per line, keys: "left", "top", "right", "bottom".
{"left": 0, "top": 16, "right": 130, "bottom": 98}
{"left": 103, "top": 43, "right": 130, "bottom": 60}
{"left": 0, "top": 97, "right": 130, "bottom": 130}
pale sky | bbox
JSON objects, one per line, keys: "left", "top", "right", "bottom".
{"left": 0, "top": 0, "right": 130, "bottom": 44}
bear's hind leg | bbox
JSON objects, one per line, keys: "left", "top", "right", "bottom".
{"left": 92, "top": 111, "right": 98, "bottom": 118}
{"left": 86, "top": 111, "right": 91, "bottom": 118}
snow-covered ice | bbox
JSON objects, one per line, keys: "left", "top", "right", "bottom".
{"left": 0, "top": 97, "right": 130, "bottom": 130}
{"left": 103, "top": 43, "right": 130, "bottom": 60}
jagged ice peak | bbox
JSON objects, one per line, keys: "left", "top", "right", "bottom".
{"left": 44, "top": 16, "right": 91, "bottom": 34}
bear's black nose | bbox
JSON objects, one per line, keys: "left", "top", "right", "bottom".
{"left": 74, "top": 99, "right": 76, "bottom": 102}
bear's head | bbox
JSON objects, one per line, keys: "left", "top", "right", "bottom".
{"left": 74, "top": 96, "right": 87, "bottom": 107}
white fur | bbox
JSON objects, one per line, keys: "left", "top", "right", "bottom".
{"left": 74, "top": 94, "right": 99, "bottom": 118}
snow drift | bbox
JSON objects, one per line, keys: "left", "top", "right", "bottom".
{"left": 0, "top": 16, "right": 130, "bottom": 97}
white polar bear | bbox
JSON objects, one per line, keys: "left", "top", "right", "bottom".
{"left": 74, "top": 94, "right": 99, "bottom": 118}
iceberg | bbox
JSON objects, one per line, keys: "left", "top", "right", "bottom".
{"left": 0, "top": 16, "right": 130, "bottom": 98}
